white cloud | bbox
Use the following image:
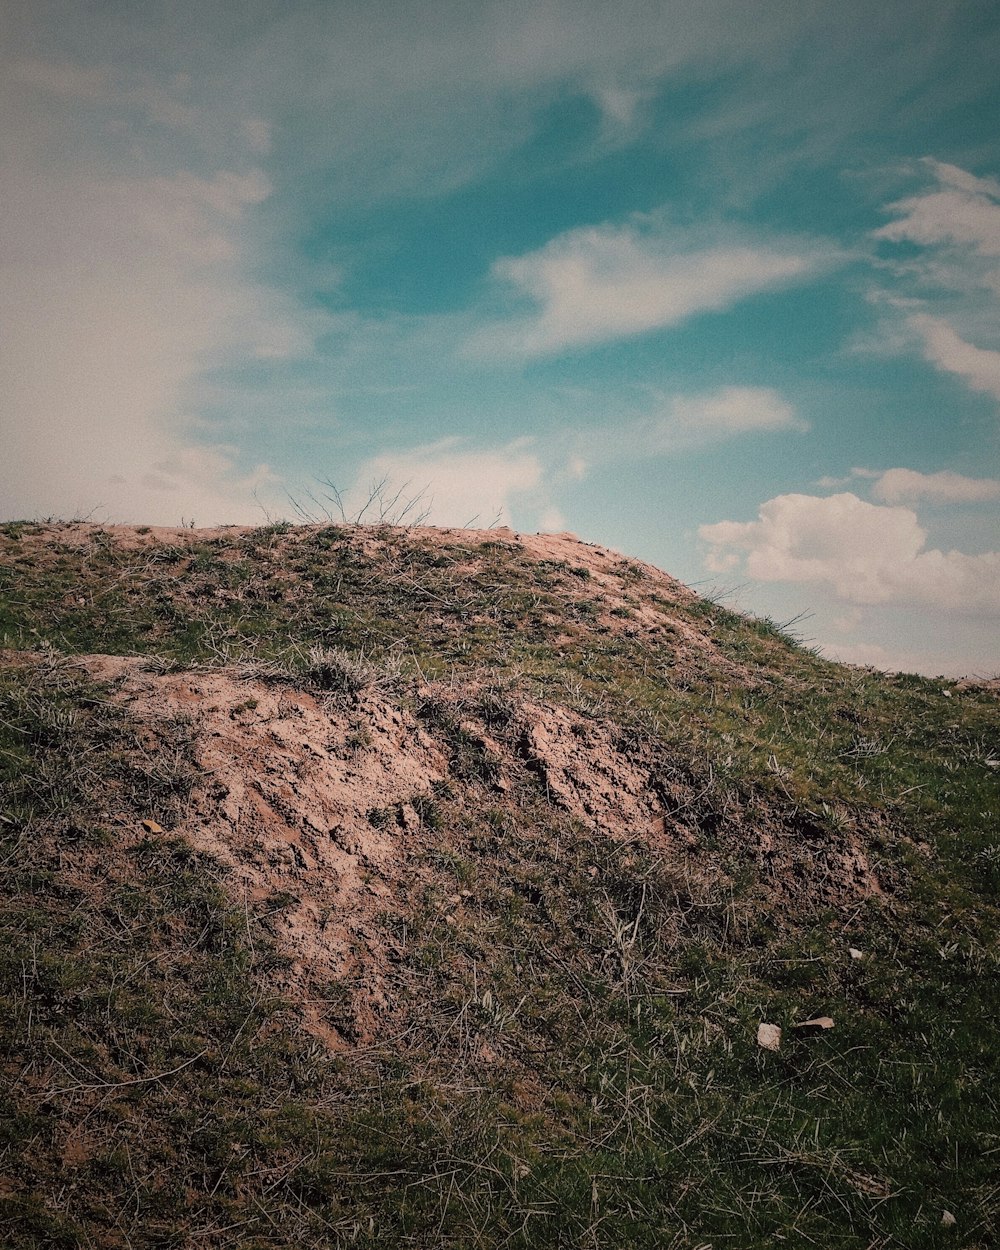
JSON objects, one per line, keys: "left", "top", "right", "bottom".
{"left": 592, "top": 85, "right": 645, "bottom": 128}
{"left": 223, "top": 1, "right": 998, "bottom": 217}
{"left": 344, "top": 439, "right": 545, "bottom": 529}
{"left": 870, "top": 467, "right": 1000, "bottom": 505}
{"left": 242, "top": 117, "right": 272, "bottom": 155}
{"left": 138, "top": 447, "right": 280, "bottom": 515}
{"left": 0, "top": 35, "right": 338, "bottom": 528}
{"left": 872, "top": 162, "right": 1000, "bottom": 408}
{"left": 0, "top": 145, "right": 319, "bottom": 526}
{"left": 670, "top": 386, "right": 805, "bottom": 434}
{"left": 930, "top": 160, "right": 1000, "bottom": 200}
{"left": 91, "top": 167, "right": 274, "bottom": 264}
{"left": 570, "top": 385, "right": 804, "bottom": 465}
{"left": 239, "top": 2, "right": 878, "bottom": 205}
{"left": 815, "top": 468, "right": 878, "bottom": 489}
{"left": 908, "top": 314, "right": 1000, "bottom": 403}
{"left": 469, "top": 221, "right": 824, "bottom": 357}
{"left": 700, "top": 492, "right": 1000, "bottom": 614}
{"left": 832, "top": 607, "right": 863, "bottom": 633}
{"left": 874, "top": 158, "right": 1000, "bottom": 257}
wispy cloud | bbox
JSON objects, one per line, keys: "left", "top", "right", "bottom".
{"left": 820, "top": 466, "right": 1000, "bottom": 505}
{"left": 908, "top": 314, "right": 1000, "bottom": 403}
{"left": 874, "top": 159, "right": 1000, "bottom": 258}
{"left": 700, "top": 492, "right": 1000, "bottom": 614}
{"left": 567, "top": 385, "right": 805, "bottom": 475}
{"left": 468, "top": 220, "right": 829, "bottom": 357}
{"left": 669, "top": 386, "right": 805, "bottom": 435}
{"left": 869, "top": 467, "right": 1000, "bottom": 505}
{"left": 321, "top": 383, "right": 804, "bottom": 533}
{"left": 871, "top": 161, "right": 1000, "bottom": 413}
{"left": 243, "top": 1, "right": 889, "bottom": 205}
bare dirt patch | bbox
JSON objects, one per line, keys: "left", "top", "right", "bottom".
{"left": 79, "top": 655, "right": 454, "bottom": 1044}
{"left": 68, "top": 651, "right": 886, "bottom": 1048}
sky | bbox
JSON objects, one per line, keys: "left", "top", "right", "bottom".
{"left": 2, "top": 1, "right": 999, "bottom": 677}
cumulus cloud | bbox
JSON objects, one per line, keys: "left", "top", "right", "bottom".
{"left": 469, "top": 221, "right": 825, "bottom": 357}
{"left": 870, "top": 467, "right": 1000, "bottom": 505}
{"left": 699, "top": 492, "right": 1000, "bottom": 614}
{"left": 345, "top": 439, "right": 545, "bottom": 529}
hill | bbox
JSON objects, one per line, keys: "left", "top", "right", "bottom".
{"left": 1, "top": 519, "right": 998, "bottom": 1249}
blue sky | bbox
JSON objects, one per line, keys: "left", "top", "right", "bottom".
{"left": 2, "top": 0, "right": 999, "bottom": 675}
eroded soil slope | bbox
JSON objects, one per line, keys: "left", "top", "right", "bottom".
{"left": 74, "top": 646, "right": 886, "bottom": 1048}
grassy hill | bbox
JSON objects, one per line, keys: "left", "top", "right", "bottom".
{"left": 1, "top": 519, "right": 998, "bottom": 1248}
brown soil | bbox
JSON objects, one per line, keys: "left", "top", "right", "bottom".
{"left": 69, "top": 645, "right": 884, "bottom": 1049}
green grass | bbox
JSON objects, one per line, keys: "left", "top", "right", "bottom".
{"left": 1, "top": 522, "right": 998, "bottom": 1248}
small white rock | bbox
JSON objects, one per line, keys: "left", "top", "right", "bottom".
{"left": 941, "top": 1210, "right": 956, "bottom": 1228}
{"left": 757, "top": 1022, "right": 782, "bottom": 1051}
{"left": 849, "top": 947, "right": 864, "bottom": 961}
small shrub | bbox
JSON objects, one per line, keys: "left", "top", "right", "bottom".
{"left": 411, "top": 794, "right": 443, "bottom": 830}
{"left": 345, "top": 726, "right": 372, "bottom": 753}
{"left": 306, "top": 646, "right": 404, "bottom": 696}
{"left": 478, "top": 686, "right": 515, "bottom": 730}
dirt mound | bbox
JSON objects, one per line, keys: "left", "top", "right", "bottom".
{"left": 5, "top": 522, "right": 998, "bottom": 1249}
{"left": 0, "top": 520, "right": 889, "bottom": 1049}
{"left": 75, "top": 651, "right": 885, "bottom": 1048}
